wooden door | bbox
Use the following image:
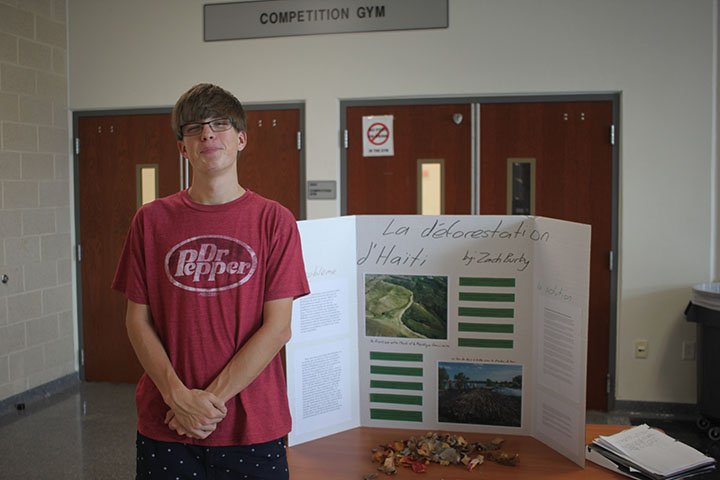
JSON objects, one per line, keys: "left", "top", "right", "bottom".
{"left": 78, "top": 113, "right": 179, "bottom": 383}
{"left": 78, "top": 109, "right": 304, "bottom": 383}
{"left": 479, "top": 101, "right": 613, "bottom": 410}
{"left": 346, "top": 104, "right": 472, "bottom": 214}
{"left": 240, "top": 109, "right": 302, "bottom": 219}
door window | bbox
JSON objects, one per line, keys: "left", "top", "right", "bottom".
{"left": 136, "top": 164, "right": 158, "bottom": 209}
{"left": 506, "top": 158, "right": 535, "bottom": 215}
{"left": 418, "top": 159, "right": 444, "bottom": 214}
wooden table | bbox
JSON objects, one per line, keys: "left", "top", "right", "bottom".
{"left": 287, "top": 424, "right": 629, "bottom": 479}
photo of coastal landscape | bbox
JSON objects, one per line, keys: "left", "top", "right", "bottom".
{"left": 364, "top": 274, "right": 448, "bottom": 339}
{"left": 438, "top": 361, "right": 522, "bottom": 427}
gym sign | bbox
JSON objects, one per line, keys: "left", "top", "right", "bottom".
{"left": 204, "top": 0, "right": 448, "bottom": 41}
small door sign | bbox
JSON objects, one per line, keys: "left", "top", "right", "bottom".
{"left": 362, "top": 115, "right": 394, "bottom": 157}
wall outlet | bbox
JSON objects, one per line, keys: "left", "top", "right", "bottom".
{"left": 634, "top": 339, "right": 648, "bottom": 359}
{"left": 682, "top": 340, "right": 696, "bottom": 361}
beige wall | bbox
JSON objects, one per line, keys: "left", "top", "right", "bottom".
{"left": 0, "top": 0, "right": 712, "bottom": 405}
{"left": 0, "top": 0, "right": 74, "bottom": 401}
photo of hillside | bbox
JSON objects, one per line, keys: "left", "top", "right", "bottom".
{"left": 365, "top": 274, "right": 448, "bottom": 339}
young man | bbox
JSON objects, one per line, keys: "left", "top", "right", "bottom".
{"left": 112, "top": 83, "right": 310, "bottom": 479}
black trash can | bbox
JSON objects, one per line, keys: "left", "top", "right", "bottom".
{"left": 685, "top": 282, "right": 720, "bottom": 441}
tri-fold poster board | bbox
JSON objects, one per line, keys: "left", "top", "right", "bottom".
{"left": 287, "top": 215, "right": 591, "bottom": 466}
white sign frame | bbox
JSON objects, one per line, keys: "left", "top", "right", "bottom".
{"left": 205, "top": 0, "right": 449, "bottom": 41}
{"left": 362, "top": 115, "right": 395, "bottom": 157}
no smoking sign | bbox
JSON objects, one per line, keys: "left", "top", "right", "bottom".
{"left": 362, "top": 115, "right": 394, "bottom": 157}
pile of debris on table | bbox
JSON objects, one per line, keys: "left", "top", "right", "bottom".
{"left": 369, "top": 431, "right": 519, "bottom": 476}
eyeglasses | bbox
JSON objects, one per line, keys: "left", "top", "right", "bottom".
{"left": 180, "top": 118, "right": 235, "bottom": 137}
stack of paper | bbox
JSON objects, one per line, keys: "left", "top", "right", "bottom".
{"left": 586, "top": 424, "right": 716, "bottom": 480}
{"left": 691, "top": 283, "right": 720, "bottom": 311}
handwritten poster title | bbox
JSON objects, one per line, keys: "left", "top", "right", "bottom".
{"left": 356, "top": 218, "right": 549, "bottom": 271}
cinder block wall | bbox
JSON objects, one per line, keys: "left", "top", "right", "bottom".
{"left": 0, "top": 0, "right": 74, "bottom": 402}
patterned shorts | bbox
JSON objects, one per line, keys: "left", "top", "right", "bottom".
{"left": 136, "top": 432, "right": 289, "bottom": 480}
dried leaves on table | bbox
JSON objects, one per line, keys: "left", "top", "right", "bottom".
{"left": 370, "top": 432, "right": 519, "bottom": 475}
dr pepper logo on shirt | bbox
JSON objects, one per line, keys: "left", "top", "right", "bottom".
{"left": 164, "top": 235, "right": 257, "bottom": 293}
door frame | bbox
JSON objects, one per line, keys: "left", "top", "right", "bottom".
{"left": 340, "top": 92, "right": 620, "bottom": 409}
{"left": 72, "top": 103, "right": 306, "bottom": 381}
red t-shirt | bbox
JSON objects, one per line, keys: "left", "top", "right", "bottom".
{"left": 112, "top": 189, "right": 309, "bottom": 446}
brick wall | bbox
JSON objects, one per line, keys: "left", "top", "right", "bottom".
{"left": 0, "top": 0, "right": 74, "bottom": 401}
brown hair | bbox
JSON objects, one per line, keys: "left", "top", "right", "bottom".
{"left": 171, "top": 83, "right": 247, "bottom": 139}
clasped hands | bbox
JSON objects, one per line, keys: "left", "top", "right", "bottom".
{"left": 164, "top": 388, "right": 227, "bottom": 440}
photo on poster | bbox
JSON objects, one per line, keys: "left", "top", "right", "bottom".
{"left": 365, "top": 274, "right": 448, "bottom": 339}
{"left": 438, "top": 361, "right": 522, "bottom": 427}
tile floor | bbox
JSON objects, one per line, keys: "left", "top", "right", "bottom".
{"left": 0, "top": 382, "right": 136, "bottom": 479}
{"left": 0, "top": 382, "right": 718, "bottom": 479}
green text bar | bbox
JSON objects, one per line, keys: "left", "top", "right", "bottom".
{"left": 370, "top": 409, "right": 423, "bottom": 422}
{"left": 459, "top": 292, "right": 515, "bottom": 302}
{"left": 370, "top": 380, "right": 423, "bottom": 391}
{"left": 458, "top": 307, "right": 514, "bottom": 318}
{"left": 458, "top": 338, "right": 514, "bottom": 349}
{"left": 370, "top": 393, "right": 423, "bottom": 406}
{"left": 459, "top": 277, "right": 515, "bottom": 287}
{"left": 370, "top": 352, "right": 423, "bottom": 362}
{"left": 458, "top": 322, "right": 514, "bottom": 334}
{"left": 371, "top": 365, "right": 423, "bottom": 377}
